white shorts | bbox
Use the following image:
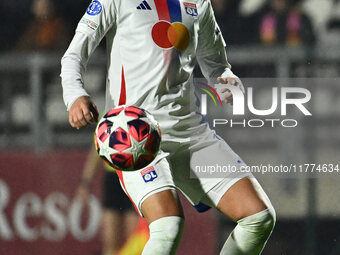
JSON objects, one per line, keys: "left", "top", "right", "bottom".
{"left": 116, "top": 125, "right": 252, "bottom": 215}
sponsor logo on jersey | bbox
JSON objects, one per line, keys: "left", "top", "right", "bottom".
{"left": 86, "top": 0, "right": 103, "bottom": 16}
{"left": 152, "top": 0, "right": 190, "bottom": 50}
{"left": 80, "top": 18, "right": 99, "bottom": 30}
{"left": 137, "top": 0, "right": 152, "bottom": 10}
{"left": 141, "top": 166, "right": 158, "bottom": 183}
{"left": 152, "top": 21, "right": 189, "bottom": 50}
{"left": 184, "top": 2, "right": 197, "bottom": 16}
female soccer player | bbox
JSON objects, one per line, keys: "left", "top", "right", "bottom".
{"left": 61, "top": 0, "right": 276, "bottom": 254}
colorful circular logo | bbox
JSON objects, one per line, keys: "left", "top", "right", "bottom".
{"left": 87, "top": 0, "right": 102, "bottom": 16}
{"left": 152, "top": 21, "right": 190, "bottom": 50}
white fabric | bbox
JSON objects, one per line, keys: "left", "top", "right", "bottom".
{"left": 120, "top": 126, "right": 251, "bottom": 215}
{"left": 142, "top": 216, "right": 184, "bottom": 255}
{"left": 220, "top": 207, "right": 276, "bottom": 255}
{"left": 60, "top": 0, "right": 233, "bottom": 143}
{"left": 200, "top": 175, "right": 251, "bottom": 208}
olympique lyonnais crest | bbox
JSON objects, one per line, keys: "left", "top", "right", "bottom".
{"left": 184, "top": 2, "right": 197, "bottom": 16}
{"left": 141, "top": 166, "right": 158, "bottom": 183}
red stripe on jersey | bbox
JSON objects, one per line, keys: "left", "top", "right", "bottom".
{"left": 115, "top": 170, "right": 140, "bottom": 213}
{"left": 119, "top": 67, "right": 126, "bottom": 105}
{"left": 154, "top": 0, "right": 171, "bottom": 22}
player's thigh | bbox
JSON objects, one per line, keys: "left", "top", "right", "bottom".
{"left": 217, "top": 177, "right": 270, "bottom": 222}
{"left": 117, "top": 152, "right": 182, "bottom": 223}
{"left": 188, "top": 132, "right": 272, "bottom": 220}
{"left": 141, "top": 189, "right": 183, "bottom": 224}
{"left": 174, "top": 133, "right": 253, "bottom": 207}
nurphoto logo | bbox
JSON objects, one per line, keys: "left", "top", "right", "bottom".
{"left": 200, "top": 83, "right": 312, "bottom": 128}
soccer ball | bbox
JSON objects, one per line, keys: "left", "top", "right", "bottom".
{"left": 94, "top": 106, "right": 161, "bottom": 171}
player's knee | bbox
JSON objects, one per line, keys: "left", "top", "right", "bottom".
{"left": 238, "top": 207, "right": 276, "bottom": 239}
{"left": 149, "top": 216, "right": 184, "bottom": 241}
{"left": 259, "top": 207, "right": 276, "bottom": 236}
{"left": 142, "top": 216, "right": 184, "bottom": 255}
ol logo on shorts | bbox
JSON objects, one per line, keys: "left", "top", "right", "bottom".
{"left": 141, "top": 166, "right": 158, "bottom": 183}
{"left": 87, "top": 0, "right": 103, "bottom": 16}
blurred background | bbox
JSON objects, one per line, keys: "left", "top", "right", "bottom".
{"left": 0, "top": 0, "right": 340, "bottom": 254}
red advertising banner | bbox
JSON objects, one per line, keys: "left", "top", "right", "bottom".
{"left": 0, "top": 150, "right": 216, "bottom": 255}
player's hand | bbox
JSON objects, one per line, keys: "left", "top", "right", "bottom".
{"left": 217, "top": 76, "right": 245, "bottom": 105}
{"left": 69, "top": 96, "right": 99, "bottom": 129}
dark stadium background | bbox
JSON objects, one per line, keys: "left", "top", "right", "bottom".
{"left": 1, "top": 0, "right": 340, "bottom": 254}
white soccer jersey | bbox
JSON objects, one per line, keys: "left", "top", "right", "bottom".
{"left": 61, "top": 0, "right": 234, "bottom": 142}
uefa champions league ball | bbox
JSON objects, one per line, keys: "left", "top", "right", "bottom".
{"left": 94, "top": 106, "right": 161, "bottom": 171}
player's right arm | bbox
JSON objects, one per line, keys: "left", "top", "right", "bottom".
{"left": 60, "top": 0, "right": 117, "bottom": 129}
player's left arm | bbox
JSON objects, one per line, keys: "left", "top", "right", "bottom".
{"left": 196, "top": 0, "right": 244, "bottom": 104}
